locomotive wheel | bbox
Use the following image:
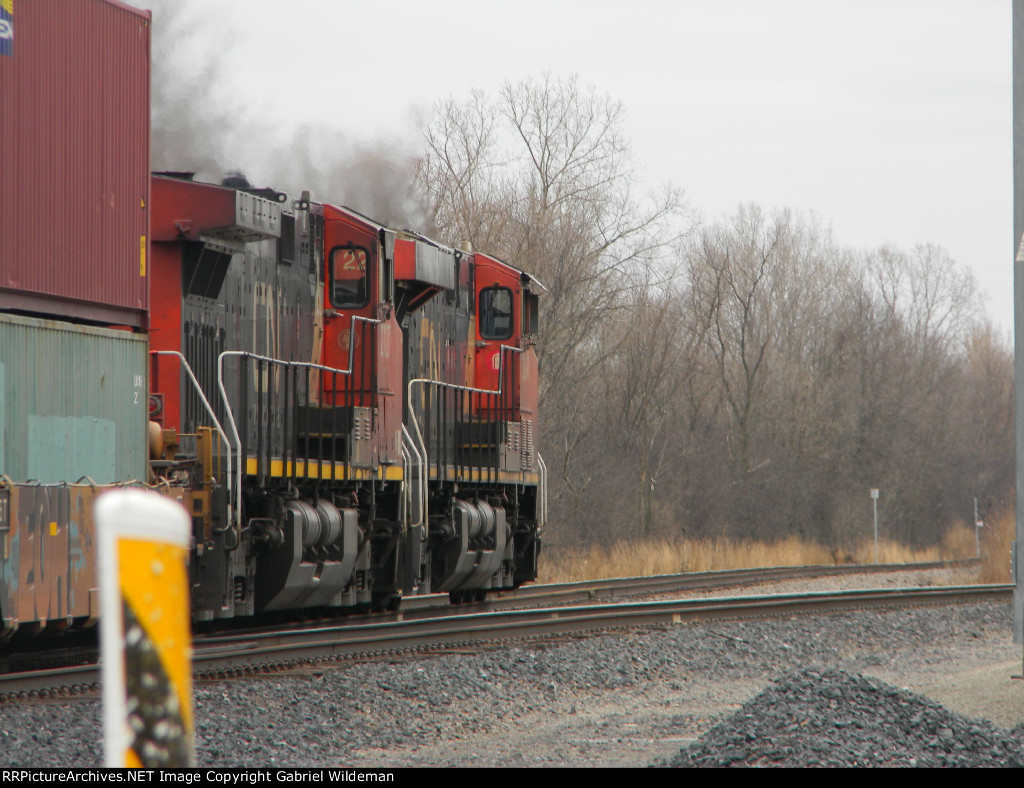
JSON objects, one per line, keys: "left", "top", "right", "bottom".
{"left": 372, "top": 594, "right": 401, "bottom": 613}
{"left": 448, "top": 589, "right": 487, "bottom": 605}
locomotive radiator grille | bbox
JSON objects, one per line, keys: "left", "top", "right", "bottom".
{"left": 352, "top": 411, "right": 370, "bottom": 442}
{"left": 505, "top": 424, "right": 521, "bottom": 453}
{"left": 521, "top": 418, "right": 534, "bottom": 469}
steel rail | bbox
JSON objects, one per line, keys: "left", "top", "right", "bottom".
{"left": 0, "top": 580, "right": 1006, "bottom": 701}
{"left": 184, "top": 585, "right": 1010, "bottom": 673}
{"left": 366, "top": 560, "right": 985, "bottom": 619}
{"left": 489, "top": 560, "right": 982, "bottom": 608}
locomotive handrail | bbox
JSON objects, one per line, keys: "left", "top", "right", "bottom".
{"left": 151, "top": 350, "right": 232, "bottom": 532}
{"left": 537, "top": 453, "right": 548, "bottom": 530}
{"left": 149, "top": 349, "right": 231, "bottom": 489}
{"left": 401, "top": 425, "right": 425, "bottom": 531}
{"left": 400, "top": 443, "right": 412, "bottom": 526}
{"left": 217, "top": 352, "right": 354, "bottom": 531}
{"left": 216, "top": 316, "right": 381, "bottom": 531}
{"left": 407, "top": 344, "right": 524, "bottom": 399}
{"left": 406, "top": 344, "right": 526, "bottom": 487}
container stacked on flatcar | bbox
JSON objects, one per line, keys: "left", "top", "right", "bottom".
{"left": 0, "top": 0, "right": 152, "bottom": 637}
{"left": 0, "top": 0, "right": 150, "bottom": 327}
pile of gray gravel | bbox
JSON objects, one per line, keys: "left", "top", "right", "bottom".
{"left": 670, "top": 668, "right": 1024, "bottom": 768}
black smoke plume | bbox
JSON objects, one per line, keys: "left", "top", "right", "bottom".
{"left": 147, "top": 0, "right": 433, "bottom": 233}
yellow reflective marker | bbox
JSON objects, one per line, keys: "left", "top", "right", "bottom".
{"left": 97, "top": 489, "right": 193, "bottom": 768}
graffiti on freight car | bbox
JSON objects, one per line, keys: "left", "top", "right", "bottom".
{"left": 0, "top": 0, "right": 12, "bottom": 57}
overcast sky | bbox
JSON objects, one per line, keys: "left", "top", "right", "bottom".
{"left": 144, "top": 0, "right": 1013, "bottom": 331}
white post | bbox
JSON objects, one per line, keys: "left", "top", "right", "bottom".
{"left": 975, "top": 496, "right": 984, "bottom": 560}
{"left": 97, "top": 489, "right": 194, "bottom": 768}
{"left": 870, "top": 488, "right": 880, "bottom": 564}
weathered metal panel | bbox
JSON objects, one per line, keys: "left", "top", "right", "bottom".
{"left": 0, "top": 0, "right": 151, "bottom": 327}
{"left": 413, "top": 241, "right": 457, "bottom": 290}
{"left": 393, "top": 237, "right": 457, "bottom": 291}
{"left": 151, "top": 176, "right": 282, "bottom": 243}
{"left": 233, "top": 190, "right": 282, "bottom": 241}
{"left": 0, "top": 484, "right": 101, "bottom": 634}
{"left": 0, "top": 313, "right": 147, "bottom": 483}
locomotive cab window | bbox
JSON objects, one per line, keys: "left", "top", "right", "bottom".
{"left": 479, "top": 286, "right": 513, "bottom": 340}
{"left": 329, "top": 245, "right": 369, "bottom": 308}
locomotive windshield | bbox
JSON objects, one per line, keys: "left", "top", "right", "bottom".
{"left": 479, "top": 286, "right": 513, "bottom": 340}
{"left": 329, "top": 245, "right": 369, "bottom": 308}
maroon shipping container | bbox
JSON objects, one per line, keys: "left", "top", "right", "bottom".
{"left": 0, "top": 0, "right": 151, "bottom": 328}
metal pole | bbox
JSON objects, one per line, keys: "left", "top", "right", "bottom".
{"left": 975, "top": 496, "right": 982, "bottom": 560}
{"left": 873, "top": 497, "right": 879, "bottom": 564}
{"left": 870, "top": 488, "right": 880, "bottom": 564}
{"left": 1012, "top": 0, "right": 1024, "bottom": 647}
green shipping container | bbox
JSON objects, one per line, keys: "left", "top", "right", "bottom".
{"left": 0, "top": 314, "right": 147, "bottom": 483}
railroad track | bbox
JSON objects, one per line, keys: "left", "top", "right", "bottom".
{"left": 188, "top": 583, "right": 1008, "bottom": 673}
{"left": 0, "top": 566, "right": 1005, "bottom": 702}
{"left": 485, "top": 559, "right": 981, "bottom": 608}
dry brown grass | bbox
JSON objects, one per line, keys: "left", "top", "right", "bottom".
{"left": 978, "top": 506, "right": 1015, "bottom": 584}
{"left": 539, "top": 534, "right": 959, "bottom": 584}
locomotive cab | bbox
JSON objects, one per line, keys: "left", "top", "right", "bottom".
{"left": 467, "top": 254, "right": 543, "bottom": 590}
{"left": 472, "top": 253, "right": 542, "bottom": 420}
{"left": 401, "top": 249, "right": 545, "bottom": 600}
{"left": 317, "top": 204, "right": 403, "bottom": 470}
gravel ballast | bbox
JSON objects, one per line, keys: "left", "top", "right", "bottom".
{"left": 2, "top": 599, "right": 1023, "bottom": 767}
{"left": 670, "top": 668, "right": 1024, "bottom": 767}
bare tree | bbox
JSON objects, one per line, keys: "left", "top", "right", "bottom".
{"left": 419, "top": 75, "right": 684, "bottom": 388}
{"left": 597, "top": 288, "right": 698, "bottom": 536}
{"left": 418, "top": 75, "right": 687, "bottom": 530}
{"left": 686, "top": 205, "right": 791, "bottom": 480}
{"left": 419, "top": 91, "right": 512, "bottom": 249}
{"left": 420, "top": 78, "right": 1010, "bottom": 554}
